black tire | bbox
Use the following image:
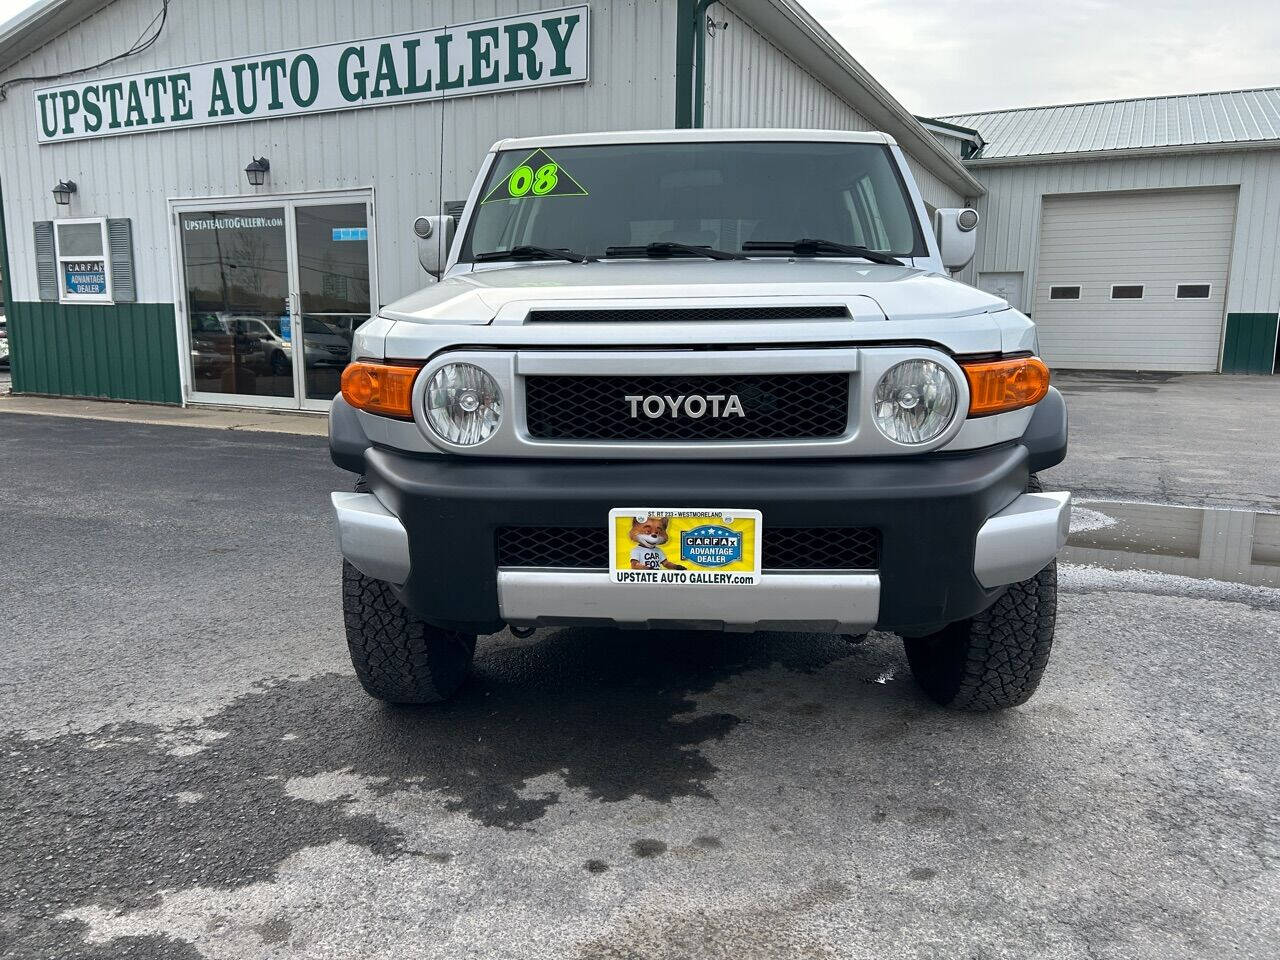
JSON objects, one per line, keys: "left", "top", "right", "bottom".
{"left": 904, "top": 561, "right": 1057, "bottom": 711}
{"left": 903, "top": 474, "right": 1058, "bottom": 711}
{"left": 342, "top": 560, "right": 477, "bottom": 704}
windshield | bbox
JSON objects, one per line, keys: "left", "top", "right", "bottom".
{"left": 459, "top": 141, "right": 926, "bottom": 262}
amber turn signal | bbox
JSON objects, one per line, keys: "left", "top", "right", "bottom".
{"left": 962, "top": 356, "right": 1051, "bottom": 417}
{"left": 340, "top": 361, "right": 422, "bottom": 419}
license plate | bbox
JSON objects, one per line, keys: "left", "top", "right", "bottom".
{"left": 608, "top": 508, "right": 762, "bottom": 586}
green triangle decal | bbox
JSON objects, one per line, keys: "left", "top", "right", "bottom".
{"left": 481, "top": 148, "right": 589, "bottom": 203}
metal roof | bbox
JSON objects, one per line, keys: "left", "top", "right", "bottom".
{"left": 0, "top": 0, "right": 114, "bottom": 75}
{"left": 943, "top": 87, "right": 1280, "bottom": 162}
{"left": 495, "top": 128, "right": 894, "bottom": 150}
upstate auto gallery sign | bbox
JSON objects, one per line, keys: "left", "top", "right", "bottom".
{"left": 34, "top": 5, "right": 587, "bottom": 144}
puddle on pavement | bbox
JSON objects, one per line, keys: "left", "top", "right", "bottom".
{"left": 1064, "top": 500, "right": 1280, "bottom": 588}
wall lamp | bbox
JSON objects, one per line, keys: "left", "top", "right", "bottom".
{"left": 244, "top": 157, "right": 270, "bottom": 187}
{"left": 52, "top": 179, "right": 77, "bottom": 205}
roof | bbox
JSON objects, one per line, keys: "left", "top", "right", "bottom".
{"left": 915, "top": 116, "right": 981, "bottom": 139}
{"left": 0, "top": 0, "right": 113, "bottom": 74}
{"left": 494, "top": 128, "right": 893, "bottom": 150}
{"left": 943, "top": 87, "right": 1280, "bottom": 163}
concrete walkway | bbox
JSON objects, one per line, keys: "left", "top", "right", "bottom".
{"left": 1045, "top": 370, "right": 1279, "bottom": 512}
{"left": 0, "top": 390, "right": 326, "bottom": 436}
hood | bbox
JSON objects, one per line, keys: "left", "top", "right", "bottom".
{"left": 379, "top": 260, "right": 1008, "bottom": 325}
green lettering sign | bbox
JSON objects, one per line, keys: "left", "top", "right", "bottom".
{"left": 434, "top": 34, "right": 465, "bottom": 91}
{"left": 289, "top": 55, "right": 319, "bottom": 108}
{"left": 260, "top": 59, "right": 288, "bottom": 110}
{"left": 32, "top": 6, "right": 588, "bottom": 144}
{"left": 370, "top": 43, "right": 403, "bottom": 99}
{"left": 503, "top": 23, "right": 541, "bottom": 83}
{"left": 208, "top": 68, "right": 233, "bottom": 117}
{"left": 124, "top": 83, "right": 148, "bottom": 127}
{"left": 543, "top": 15, "right": 581, "bottom": 77}
{"left": 338, "top": 46, "right": 367, "bottom": 103}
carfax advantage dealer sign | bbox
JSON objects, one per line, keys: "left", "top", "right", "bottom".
{"left": 34, "top": 5, "right": 587, "bottom": 144}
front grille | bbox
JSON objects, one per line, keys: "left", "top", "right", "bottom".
{"left": 526, "top": 306, "right": 849, "bottom": 323}
{"left": 496, "top": 526, "right": 880, "bottom": 571}
{"left": 524, "top": 372, "right": 850, "bottom": 442}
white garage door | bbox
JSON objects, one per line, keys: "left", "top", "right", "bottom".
{"left": 1032, "top": 188, "right": 1237, "bottom": 371}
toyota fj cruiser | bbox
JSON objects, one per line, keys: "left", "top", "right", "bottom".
{"left": 329, "top": 129, "right": 1070, "bottom": 710}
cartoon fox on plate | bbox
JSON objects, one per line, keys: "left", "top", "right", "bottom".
{"left": 629, "top": 516, "right": 687, "bottom": 571}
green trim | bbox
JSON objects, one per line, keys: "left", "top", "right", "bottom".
{"left": 1221, "top": 312, "right": 1279, "bottom": 374}
{"left": 691, "top": 0, "right": 717, "bottom": 128}
{"left": 674, "top": 0, "right": 695, "bottom": 128}
{"left": 915, "top": 115, "right": 982, "bottom": 138}
{"left": 0, "top": 176, "right": 14, "bottom": 325}
{"left": 7, "top": 301, "right": 182, "bottom": 403}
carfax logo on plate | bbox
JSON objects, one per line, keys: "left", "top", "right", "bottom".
{"left": 680, "top": 523, "right": 743, "bottom": 567}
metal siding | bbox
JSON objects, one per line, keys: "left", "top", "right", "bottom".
{"left": 0, "top": 0, "right": 680, "bottom": 309}
{"left": 700, "top": 3, "right": 963, "bottom": 212}
{"left": 965, "top": 150, "right": 1280, "bottom": 333}
{"left": 1032, "top": 188, "right": 1237, "bottom": 371}
{"left": 946, "top": 88, "right": 1280, "bottom": 160}
{"left": 7, "top": 300, "right": 182, "bottom": 401}
{"left": 1222, "top": 313, "right": 1280, "bottom": 374}
{"left": 903, "top": 157, "right": 964, "bottom": 212}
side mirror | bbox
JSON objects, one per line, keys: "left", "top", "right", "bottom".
{"left": 414, "top": 215, "right": 456, "bottom": 279}
{"left": 934, "top": 208, "right": 979, "bottom": 271}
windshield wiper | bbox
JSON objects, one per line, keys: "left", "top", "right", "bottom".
{"left": 473, "top": 245, "right": 590, "bottom": 264}
{"left": 742, "top": 238, "right": 903, "bottom": 266}
{"left": 604, "top": 241, "right": 746, "bottom": 261}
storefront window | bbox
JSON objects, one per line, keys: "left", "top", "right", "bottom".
{"left": 180, "top": 208, "right": 292, "bottom": 398}
{"left": 55, "top": 219, "right": 111, "bottom": 303}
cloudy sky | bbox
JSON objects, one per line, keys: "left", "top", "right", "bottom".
{"left": 1, "top": 0, "right": 1277, "bottom": 117}
{"left": 804, "top": 0, "right": 1280, "bottom": 117}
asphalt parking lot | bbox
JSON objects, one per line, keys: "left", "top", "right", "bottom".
{"left": 1, "top": 373, "right": 1278, "bottom": 960}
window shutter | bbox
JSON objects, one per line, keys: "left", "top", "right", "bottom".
{"left": 107, "top": 218, "right": 136, "bottom": 302}
{"left": 34, "top": 221, "right": 57, "bottom": 301}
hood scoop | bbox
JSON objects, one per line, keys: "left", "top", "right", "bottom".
{"left": 525, "top": 305, "right": 851, "bottom": 323}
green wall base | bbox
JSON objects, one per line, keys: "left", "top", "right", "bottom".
{"left": 1222, "top": 313, "right": 1279, "bottom": 375}
{"left": 8, "top": 301, "right": 181, "bottom": 404}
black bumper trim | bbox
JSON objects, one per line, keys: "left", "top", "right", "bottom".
{"left": 331, "top": 389, "right": 1068, "bottom": 636}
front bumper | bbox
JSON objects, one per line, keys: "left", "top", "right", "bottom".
{"left": 330, "top": 389, "right": 1070, "bottom": 635}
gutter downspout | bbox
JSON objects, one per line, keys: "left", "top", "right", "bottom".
{"left": 0, "top": 176, "right": 15, "bottom": 388}
{"left": 675, "top": 0, "right": 718, "bottom": 128}
{"left": 674, "top": 0, "right": 695, "bottom": 127}
{"left": 692, "top": 0, "right": 718, "bottom": 128}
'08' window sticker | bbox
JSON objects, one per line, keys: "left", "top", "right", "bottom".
{"left": 481, "top": 148, "right": 588, "bottom": 203}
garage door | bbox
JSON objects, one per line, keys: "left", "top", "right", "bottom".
{"left": 1032, "top": 188, "right": 1237, "bottom": 371}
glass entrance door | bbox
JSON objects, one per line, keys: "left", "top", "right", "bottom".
{"left": 176, "top": 193, "right": 374, "bottom": 410}
{"left": 292, "top": 202, "right": 371, "bottom": 410}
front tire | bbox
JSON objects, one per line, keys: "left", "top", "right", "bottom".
{"left": 904, "top": 560, "right": 1058, "bottom": 711}
{"left": 342, "top": 560, "right": 476, "bottom": 704}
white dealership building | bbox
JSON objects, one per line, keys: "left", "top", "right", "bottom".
{"left": 0, "top": 0, "right": 979, "bottom": 409}
{"left": 1, "top": 0, "right": 1275, "bottom": 410}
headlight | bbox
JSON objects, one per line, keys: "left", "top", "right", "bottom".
{"left": 423, "top": 363, "right": 502, "bottom": 446}
{"left": 872, "top": 359, "right": 956, "bottom": 444}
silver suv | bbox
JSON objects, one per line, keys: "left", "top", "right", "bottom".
{"left": 329, "top": 129, "right": 1070, "bottom": 710}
